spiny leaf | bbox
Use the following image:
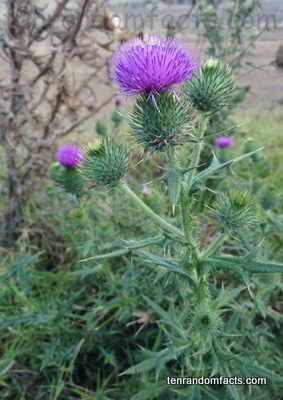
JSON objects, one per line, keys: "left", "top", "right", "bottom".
{"left": 79, "top": 248, "right": 130, "bottom": 262}
{"left": 122, "top": 236, "right": 165, "bottom": 249}
{"left": 143, "top": 296, "right": 186, "bottom": 339}
{"left": 209, "top": 254, "right": 283, "bottom": 274}
{"left": 139, "top": 250, "right": 196, "bottom": 285}
{"left": 192, "top": 149, "right": 264, "bottom": 189}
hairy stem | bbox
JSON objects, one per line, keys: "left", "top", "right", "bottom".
{"left": 118, "top": 181, "right": 185, "bottom": 240}
{"left": 200, "top": 232, "right": 228, "bottom": 261}
{"left": 186, "top": 114, "right": 209, "bottom": 191}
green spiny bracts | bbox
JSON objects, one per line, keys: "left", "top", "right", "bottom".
{"left": 50, "top": 163, "right": 84, "bottom": 196}
{"left": 183, "top": 58, "right": 236, "bottom": 115}
{"left": 128, "top": 91, "right": 192, "bottom": 153}
{"left": 81, "top": 138, "right": 130, "bottom": 188}
{"left": 191, "top": 306, "right": 223, "bottom": 340}
{"left": 212, "top": 191, "right": 258, "bottom": 231}
{"left": 259, "top": 186, "right": 277, "bottom": 210}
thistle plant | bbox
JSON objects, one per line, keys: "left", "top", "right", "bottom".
{"left": 51, "top": 144, "right": 84, "bottom": 196}
{"left": 53, "top": 36, "right": 283, "bottom": 399}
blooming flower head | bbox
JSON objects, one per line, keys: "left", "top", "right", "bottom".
{"left": 215, "top": 136, "right": 233, "bottom": 148}
{"left": 56, "top": 144, "right": 82, "bottom": 168}
{"left": 109, "top": 36, "right": 199, "bottom": 101}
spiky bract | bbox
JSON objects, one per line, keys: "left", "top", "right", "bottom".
{"left": 183, "top": 58, "right": 236, "bottom": 114}
{"left": 212, "top": 191, "right": 257, "bottom": 231}
{"left": 128, "top": 92, "right": 192, "bottom": 153}
{"left": 191, "top": 306, "right": 222, "bottom": 340}
{"left": 81, "top": 139, "right": 130, "bottom": 188}
{"left": 50, "top": 163, "right": 84, "bottom": 196}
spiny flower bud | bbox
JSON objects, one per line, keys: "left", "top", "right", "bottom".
{"left": 111, "top": 108, "right": 123, "bottom": 126}
{"left": 95, "top": 119, "right": 108, "bottom": 136}
{"left": 212, "top": 191, "right": 258, "bottom": 231}
{"left": 191, "top": 306, "right": 222, "bottom": 339}
{"left": 183, "top": 58, "right": 236, "bottom": 115}
{"left": 259, "top": 186, "right": 278, "bottom": 210}
{"left": 81, "top": 138, "right": 130, "bottom": 188}
{"left": 128, "top": 91, "right": 192, "bottom": 153}
{"left": 50, "top": 163, "right": 84, "bottom": 196}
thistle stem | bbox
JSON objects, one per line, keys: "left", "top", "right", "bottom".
{"left": 165, "top": 148, "right": 192, "bottom": 241}
{"left": 186, "top": 114, "right": 209, "bottom": 191}
{"left": 200, "top": 232, "right": 228, "bottom": 261}
{"left": 118, "top": 181, "right": 185, "bottom": 240}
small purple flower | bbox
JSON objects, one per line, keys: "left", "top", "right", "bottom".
{"left": 215, "top": 136, "right": 233, "bottom": 148}
{"left": 109, "top": 36, "right": 199, "bottom": 101}
{"left": 141, "top": 181, "right": 149, "bottom": 195}
{"left": 115, "top": 97, "right": 122, "bottom": 106}
{"left": 56, "top": 144, "right": 82, "bottom": 168}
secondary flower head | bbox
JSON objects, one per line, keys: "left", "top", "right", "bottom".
{"left": 56, "top": 144, "right": 82, "bottom": 168}
{"left": 81, "top": 138, "right": 130, "bottom": 188}
{"left": 212, "top": 191, "right": 258, "bottom": 231}
{"left": 115, "top": 97, "right": 122, "bottom": 106}
{"left": 183, "top": 58, "right": 236, "bottom": 114}
{"left": 215, "top": 136, "right": 233, "bottom": 148}
{"left": 109, "top": 36, "right": 199, "bottom": 100}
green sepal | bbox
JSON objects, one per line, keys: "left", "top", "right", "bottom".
{"left": 50, "top": 163, "right": 84, "bottom": 196}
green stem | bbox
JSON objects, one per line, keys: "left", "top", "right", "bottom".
{"left": 200, "top": 232, "right": 228, "bottom": 261}
{"left": 165, "top": 148, "right": 193, "bottom": 241}
{"left": 118, "top": 181, "right": 185, "bottom": 240}
{"left": 186, "top": 114, "right": 209, "bottom": 192}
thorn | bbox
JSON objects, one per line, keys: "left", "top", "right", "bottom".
{"left": 247, "top": 285, "right": 254, "bottom": 299}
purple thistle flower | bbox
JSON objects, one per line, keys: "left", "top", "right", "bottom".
{"left": 115, "top": 97, "right": 122, "bottom": 106}
{"left": 215, "top": 136, "right": 233, "bottom": 148}
{"left": 56, "top": 144, "right": 82, "bottom": 168}
{"left": 109, "top": 36, "right": 199, "bottom": 101}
